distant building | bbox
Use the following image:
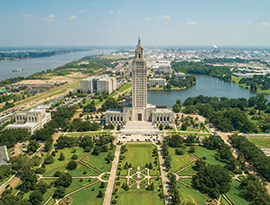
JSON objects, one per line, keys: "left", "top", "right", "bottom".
{"left": 6, "top": 108, "right": 51, "bottom": 134}
{"left": 158, "top": 64, "right": 173, "bottom": 74}
{"left": 149, "top": 78, "right": 166, "bottom": 87}
{"left": 0, "top": 146, "right": 10, "bottom": 166}
{"left": 0, "top": 89, "right": 8, "bottom": 95}
{"left": 174, "top": 72, "right": 186, "bottom": 80}
{"left": 80, "top": 76, "right": 117, "bottom": 94}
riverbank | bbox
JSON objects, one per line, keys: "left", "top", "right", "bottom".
{"left": 148, "top": 86, "right": 186, "bottom": 91}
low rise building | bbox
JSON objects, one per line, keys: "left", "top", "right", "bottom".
{"left": 6, "top": 108, "right": 51, "bottom": 134}
{"left": 158, "top": 64, "right": 173, "bottom": 74}
{"left": 149, "top": 78, "right": 166, "bottom": 87}
{"left": 174, "top": 72, "right": 186, "bottom": 80}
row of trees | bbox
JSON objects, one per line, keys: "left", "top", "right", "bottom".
{"left": 239, "top": 74, "right": 270, "bottom": 90}
{"left": 163, "top": 75, "right": 196, "bottom": 89}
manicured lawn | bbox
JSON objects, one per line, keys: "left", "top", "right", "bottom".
{"left": 45, "top": 146, "right": 86, "bottom": 172}
{"left": 44, "top": 167, "right": 66, "bottom": 177}
{"left": 177, "top": 128, "right": 200, "bottom": 132}
{"left": 178, "top": 165, "right": 197, "bottom": 176}
{"left": 65, "top": 178, "right": 98, "bottom": 194}
{"left": 179, "top": 177, "right": 192, "bottom": 185}
{"left": 66, "top": 132, "right": 111, "bottom": 137}
{"left": 118, "top": 83, "right": 132, "bottom": 92}
{"left": 118, "top": 143, "right": 160, "bottom": 176}
{"left": 192, "top": 146, "right": 226, "bottom": 166}
{"left": 169, "top": 147, "right": 193, "bottom": 172}
{"left": 47, "top": 198, "right": 55, "bottom": 205}
{"left": 116, "top": 187, "right": 164, "bottom": 205}
{"left": 167, "top": 131, "right": 210, "bottom": 137}
{"left": 67, "top": 162, "right": 100, "bottom": 176}
{"left": 248, "top": 137, "right": 270, "bottom": 148}
{"left": 221, "top": 196, "right": 231, "bottom": 205}
{"left": 41, "top": 188, "right": 55, "bottom": 204}
{"left": 177, "top": 182, "right": 207, "bottom": 205}
{"left": 86, "top": 148, "right": 115, "bottom": 173}
{"left": 225, "top": 179, "right": 249, "bottom": 205}
{"left": 70, "top": 181, "right": 106, "bottom": 205}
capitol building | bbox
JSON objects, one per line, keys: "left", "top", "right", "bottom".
{"left": 105, "top": 39, "right": 174, "bottom": 128}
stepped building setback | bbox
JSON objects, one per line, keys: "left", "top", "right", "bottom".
{"left": 105, "top": 38, "right": 174, "bottom": 128}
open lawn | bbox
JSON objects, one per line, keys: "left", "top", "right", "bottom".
{"left": 45, "top": 146, "right": 86, "bottom": 172}
{"left": 65, "top": 178, "right": 98, "bottom": 194}
{"left": 41, "top": 188, "right": 55, "bottom": 205}
{"left": 179, "top": 178, "right": 193, "bottom": 186}
{"left": 167, "top": 131, "right": 210, "bottom": 137}
{"left": 177, "top": 182, "right": 207, "bottom": 205}
{"left": 66, "top": 131, "right": 111, "bottom": 137}
{"left": 47, "top": 198, "right": 55, "bottom": 205}
{"left": 248, "top": 137, "right": 270, "bottom": 148}
{"left": 178, "top": 165, "right": 197, "bottom": 176}
{"left": 118, "top": 83, "right": 132, "bottom": 92}
{"left": 118, "top": 143, "right": 160, "bottom": 176}
{"left": 177, "top": 128, "right": 200, "bottom": 132}
{"left": 67, "top": 162, "right": 100, "bottom": 176}
{"left": 86, "top": 148, "right": 115, "bottom": 173}
{"left": 70, "top": 181, "right": 106, "bottom": 205}
{"left": 225, "top": 179, "right": 249, "bottom": 205}
{"left": 168, "top": 147, "right": 193, "bottom": 172}
{"left": 221, "top": 196, "right": 231, "bottom": 205}
{"left": 44, "top": 167, "right": 66, "bottom": 177}
{"left": 192, "top": 146, "right": 226, "bottom": 166}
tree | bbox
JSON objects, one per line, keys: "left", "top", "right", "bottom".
{"left": 21, "top": 169, "right": 37, "bottom": 192}
{"left": 29, "top": 190, "right": 43, "bottom": 205}
{"left": 67, "top": 161, "right": 77, "bottom": 170}
{"left": 97, "top": 190, "right": 103, "bottom": 198}
{"left": 149, "top": 162, "right": 153, "bottom": 169}
{"left": 58, "top": 152, "right": 65, "bottom": 161}
{"left": 181, "top": 123, "right": 188, "bottom": 130}
{"left": 44, "top": 155, "right": 54, "bottom": 164}
{"left": 159, "top": 124, "right": 163, "bottom": 130}
{"left": 176, "top": 99, "right": 182, "bottom": 107}
{"left": 71, "top": 154, "right": 78, "bottom": 160}
{"left": 53, "top": 186, "right": 65, "bottom": 199}
{"left": 56, "top": 173, "right": 72, "bottom": 187}
{"left": 36, "top": 181, "right": 48, "bottom": 194}
{"left": 172, "top": 104, "right": 181, "bottom": 113}
{"left": 27, "top": 140, "right": 40, "bottom": 153}
{"left": 92, "top": 146, "right": 101, "bottom": 156}
{"left": 100, "top": 182, "right": 105, "bottom": 188}
{"left": 175, "top": 148, "right": 184, "bottom": 155}
{"left": 189, "top": 146, "right": 196, "bottom": 153}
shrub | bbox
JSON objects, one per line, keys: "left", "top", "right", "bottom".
{"left": 67, "top": 160, "right": 77, "bottom": 170}
{"left": 36, "top": 167, "right": 46, "bottom": 174}
{"left": 71, "top": 154, "right": 78, "bottom": 160}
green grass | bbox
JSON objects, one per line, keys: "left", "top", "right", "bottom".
{"left": 45, "top": 146, "right": 86, "bottom": 172}
{"left": 66, "top": 131, "right": 111, "bottom": 137}
{"left": 168, "top": 147, "right": 193, "bottom": 172}
{"left": 221, "top": 196, "right": 231, "bottom": 205}
{"left": 118, "top": 83, "right": 132, "bottom": 92}
{"left": 225, "top": 180, "right": 249, "bottom": 205}
{"left": 167, "top": 131, "right": 210, "bottom": 137}
{"left": 47, "top": 198, "right": 55, "bottom": 205}
{"left": 67, "top": 162, "right": 100, "bottom": 176}
{"left": 177, "top": 182, "right": 207, "bottom": 205}
{"left": 70, "top": 181, "right": 106, "bottom": 205}
{"left": 178, "top": 165, "right": 197, "bottom": 176}
{"left": 177, "top": 128, "right": 200, "bottom": 132}
{"left": 65, "top": 178, "right": 98, "bottom": 194}
{"left": 85, "top": 148, "right": 115, "bottom": 173}
{"left": 44, "top": 167, "right": 66, "bottom": 177}
{"left": 193, "top": 146, "right": 226, "bottom": 166}
{"left": 41, "top": 188, "right": 55, "bottom": 204}
{"left": 179, "top": 177, "right": 193, "bottom": 185}
{"left": 118, "top": 143, "right": 160, "bottom": 176}
{"left": 248, "top": 137, "right": 270, "bottom": 148}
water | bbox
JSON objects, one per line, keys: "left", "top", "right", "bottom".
{"left": 0, "top": 49, "right": 115, "bottom": 81}
{"left": 147, "top": 74, "right": 267, "bottom": 108}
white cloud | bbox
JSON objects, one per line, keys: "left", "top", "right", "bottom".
{"left": 102, "top": 21, "right": 106, "bottom": 24}
{"left": 68, "top": 15, "right": 76, "bottom": 20}
{"left": 262, "top": 22, "right": 269, "bottom": 26}
{"left": 180, "top": 19, "right": 198, "bottom": 25}
{"left": 78, "top": 10, "right": 85, "bottom": 13}
{"left": 144, "top": 17, "right": 151, "bottom": 21}
{"left": 108, "top": 10, "right": 114, "bottom": 14}
{"left": 41, "top": 14, "right": 55, "bottom": 22}
{"left": 158, "top": 15, "right": 171, "bottom": 20}
{"left": 115, "top": 10, "right": 121, "bottom": 14}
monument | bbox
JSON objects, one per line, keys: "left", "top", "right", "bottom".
{"left": 136, "top": 166, "right": 141, "bottom": 178}
{"left": 105, "top": 38, "right": 174, "bottom": 128}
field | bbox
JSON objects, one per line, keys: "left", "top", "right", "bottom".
{"left": 67, "top": 162, "right": 100, "bottom": 176}
{"left": 70, "top": 181, "right": 106, "bottom": 205}
{"left": 177, "top": 182, "right": 207, "bottom": 205}
{"left": 118, "top": 143, "right": 159, "bottom": 176}
{"left": 65, "top": 178, "right": 98, "bottom": 194}
{"left": 192, "top": 146, "right": 226, "bottom": 166}
{"left": 225, "top": 180, "right": 249, "bottom": 205}
{"left": 118, "top": 83, "right": 132, "bottom": 92}
{"left": 177, "top": 165, "right": 197, "bottom": 176}
{"left": 248, "top": 137, "right": 270, "bottom": 147}
{"left": 168, "top": 147, "right": 193, "bottom": 172}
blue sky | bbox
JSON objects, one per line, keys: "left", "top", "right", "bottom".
{"left": 0, "top": 0, "right": 270, "bottom": 47}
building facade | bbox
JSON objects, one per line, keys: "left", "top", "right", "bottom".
{"left": 6, "top": 108, "right": 51, "bottom": 134}
{"left": 158, "top": 64, "right": 173, "bottom": 74}
{"left": 80, "top": 76, "right": 117, "bottom": 94}
{"left": 105, "top": 39, "right": 174, "bottom": 127}
{"left": 149, "top": 78, "right": 166, "bottom": 87}
{"left": 174, "top": 72, "right": 186, "bottom": 80}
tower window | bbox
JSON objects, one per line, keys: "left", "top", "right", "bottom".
{"left": 138, "top": 54, "right": 141, "bottom": 58}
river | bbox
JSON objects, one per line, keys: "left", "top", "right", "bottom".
{"left": 147, "top": 75, "right": 269, "bottom": 108}
{"left": 0, "top": 49, "right": 115, "bottom": 81}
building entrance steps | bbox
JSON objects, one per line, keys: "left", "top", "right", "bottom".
{"left": 120, "top": 121, "right": 159, "bottom": 135}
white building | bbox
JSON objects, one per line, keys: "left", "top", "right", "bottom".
{"left": 149, "top": 78, "right": 166, "bottom": 87}
{"left": 6, "top": 108, "right": 51, "bottom": 134}
{"left": 105, "top": 39, "right": 174, "bottom": 127}
{"left": 80, "top": 76, "right": 117, "bottom": 94}
{"left": 158, "top": 64, "right": 173, "bottom": 74}
{"left": 174, "top": 72, "right": 186, "bottom": 80}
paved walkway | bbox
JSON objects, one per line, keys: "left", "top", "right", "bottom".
{"left": 103, "top": 143, "right": 123, "bottom": 205}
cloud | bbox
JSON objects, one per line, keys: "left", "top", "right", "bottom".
{"left": 262, "top": 22, "right": 269, "bottom": 26}
{"left": 109, "top": 10, "right": 121, "bottom": 15}
{"left": 78, "top": 10, "right": 85, "bottom": 13}
{"left": 144, "top": 17, "right": 151, "bottom": 21}
{"left": 68, "top": 15, "right": 76, "bottom": 20}
{"left": 180, "top": 19, "right": 198, "bottom": 25}
{"left": 41, "top": 14, "right": 55, "bottom": 22}
{"left": 158, "top": 15, "right": 171, "bottom": 20}
{"left": 102, "top": 21, "right": 106, "bottom": 24}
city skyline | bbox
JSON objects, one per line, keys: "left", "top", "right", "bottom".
{"left": 1, "top": 0, "right": 270, "bottom": 47}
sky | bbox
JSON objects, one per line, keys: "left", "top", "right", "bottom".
{"left": 0, "top": 0, "right": 270, "bottom": 47}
